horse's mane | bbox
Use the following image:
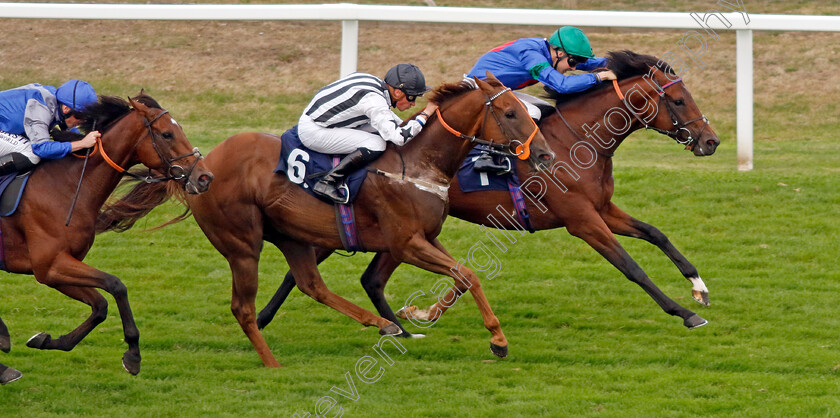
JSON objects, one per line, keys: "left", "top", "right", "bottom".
{"left": 545, "top": 50, "right": 675, "bottom": 105}
{"left": 426, "top": 77, "right": 504, "bottom": 105}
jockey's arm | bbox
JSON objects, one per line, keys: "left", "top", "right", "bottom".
{"left": 363, "top": 95, "right": 424, "bottom": 146}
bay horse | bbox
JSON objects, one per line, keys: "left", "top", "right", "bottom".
{"left": 256, "top": 50, "right": 720, "bottom": 337}
{"left": 0, "top": 93, "right": 213, "bottom": 375}
{"left": 170, "top": 74, "right": 553, "bottom": 367}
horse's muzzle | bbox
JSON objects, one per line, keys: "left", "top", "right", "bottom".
{"left": 186, "top": 172, "right": 214, "bottom": 194}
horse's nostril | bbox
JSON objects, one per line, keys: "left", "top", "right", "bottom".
{"left": 707, "top": 139, "right": 718, "bottom": 147}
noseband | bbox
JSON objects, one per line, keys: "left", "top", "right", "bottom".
{"left": 612, "top": 69, "right": 710, "bottom": 150}
{"left": 434, "top": 86, "right": 539, "bottom": 160}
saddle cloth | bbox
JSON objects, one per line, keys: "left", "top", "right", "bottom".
{"left": 0, "top": 172, "right": 29, "bottom": 217}
{"left": 274, "top": 125, "right": 368, "bottom": 205}
{"left": 457, "top": 146, "right": 515, "bottom": 193}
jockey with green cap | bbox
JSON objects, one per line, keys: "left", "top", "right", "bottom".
{"left": 466, "top": 26, "right": 617, "bottom": 174}
{"left": 0, "top": 79, "right": 101, "bottom": 175}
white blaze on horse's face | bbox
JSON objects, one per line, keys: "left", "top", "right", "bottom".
{"left": 170, "top": 117, "right": 179, "bottom": 126}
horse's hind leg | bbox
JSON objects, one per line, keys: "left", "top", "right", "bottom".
{"left": 0, "top": 362, "right": 22, "bottom": 385}
{"left": 602, "top": 202, "right": 709, "bottom": 306}
{"left": 257, "top": 246, "right": 334, "bottom": 330}
{"left": 30, "top": 253, "right": 141, "bottom": 374}
{"left": 360, "top": 253, "right": 422, "bottom": 338}
{"left": 0, "top": 315, "right": 10, "bottom": 353}
{"left": 565, "top": 212, "right": 706, "bottom": 329}
{"left": 275, "top": 241, "right": 400, "bottom": 336}
{"left": 25, "top": 285, "right": 108, "bottom": 351}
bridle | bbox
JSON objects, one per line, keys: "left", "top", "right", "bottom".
{"left": 80, "top": 107, "right": 203, "bottom": 185}
{"left": 434, "top": 86, "right": 539, "bottom": 160}
{"left": 612, "top": 68, "right": 710, "bottom": 150}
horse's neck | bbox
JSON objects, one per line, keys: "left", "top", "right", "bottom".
{"left": 553, "top": 77, "right": 650, "bottom": 157}
{"left": 397, "top": 94, "right": 484, "bottom": 180}
{"left": 73, "top": 113, "right": 146, "bottom": 208}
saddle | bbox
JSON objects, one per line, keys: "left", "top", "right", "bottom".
{"left": 274, "top": 126, "right": 369, "bottom": 205}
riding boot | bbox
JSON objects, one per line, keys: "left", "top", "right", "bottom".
{"left": 313, "top": 148, "right": 383, "bottom": 204}
{"left": 0, "top": 153, "right": 35, "bottom": 177}
{"left": 472, "top": 151, "right": 511, "bottom": 175}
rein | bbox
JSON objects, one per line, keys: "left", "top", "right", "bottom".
{"left": 611, "top": 69, "right": 709, "bottom": 150}
{"left": 434, "top": 86, "right": 539, "bottom": 160}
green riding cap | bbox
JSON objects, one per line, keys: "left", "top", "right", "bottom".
{"left": 548, "top": 26, "right": 595, "bottom": 58}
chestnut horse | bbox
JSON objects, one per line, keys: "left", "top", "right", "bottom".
{"left": 169, "top": 75, "right": 553, "bottom": 367}
{"left": 257, "top": 51, "right": 720, "bottom": 337}
{"left": 0, "top": 93, "right": 212, "bottom": 376}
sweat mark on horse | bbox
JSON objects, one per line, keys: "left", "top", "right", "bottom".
{"left": 0, "top": 92, "right": 212, "bottom": 375}
{"left": 257, "top": 50, "right": 719, "bottom": 337}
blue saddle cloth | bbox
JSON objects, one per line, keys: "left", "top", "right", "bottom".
{"left": 0, "top": 172, "right": 29, "bottom": 217}
{"left": 457, "top": 146, "right": 516, "bottom": 193}
{"left": 274, "top": 126, "right": 368, "bottom": 205}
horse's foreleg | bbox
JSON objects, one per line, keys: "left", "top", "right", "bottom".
{"left": 276, "top": 241, "right": 400, "bottom": 336}
{"left": 256, "top": 246, "right": 333, "bottom": 330}
{"left": 397, "top": 236, "right": 507, "bottom": 358}
{"left": 0, "top": 316, "right": 9, "bottom": 353}
{"left": 601, "top": 202, "right": 709, "bottom": 306}
{"left": 566, "top": 215, "right": 707, "bottom": 329}
{"left": 25, "top": 285, "right": 108, "bottom": 352}
{"left": 359, "top": 253, "right": 422, "bottom": 338}
{"left": 0, "top": 362, "right": 22, "bottom": 385}
{"left": 228, "top": 254, "right": 282, "bottom": 368}
{"left": 30, "top": 253, "right": 141, "bottom": 374}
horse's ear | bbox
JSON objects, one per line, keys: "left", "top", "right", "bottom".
{"left": 128, "top": 97, "right": 149, "bottom": 113}
{"left": 484, "top": 70, "right": 501, "bottom": 85}
{"left": 138, "top": 88, "right": 147, "bottom": 97}
{"left": 473, "top": 76, "right": 492, "bottom": 95}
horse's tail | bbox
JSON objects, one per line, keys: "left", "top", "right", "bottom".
{"left": 95, "top": 172, "right": 191, "bottom": 234}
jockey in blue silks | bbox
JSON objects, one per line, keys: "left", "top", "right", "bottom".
{"left": 0, "top": 79, "right": 101, "bottom": 176}
{"left": 465, "top": 26, "right": 617, "bottom": 174}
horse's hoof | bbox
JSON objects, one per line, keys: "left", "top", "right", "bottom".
{"left": 395, "top": 306, "right": 416, "bottom": 320}
{"left": 379, "top": 323, "right": 402, "bottom": 336}
{"left": 0, "top": 335, "right": 10, "bottom": 353}
{"left": 0, "top": 367, "right": 22, "bottom": 385}
{"left": 490, "top": 343, "right": 508, "bottom": 359}
{"left": 684, "top": 314, "right": 708, "bottom": 329}
{"left": 396, "top": 331, "right": 426, "bottom": 339}
{"left": 692, "top": 290, "right": 710, "bottom": 306}
{"left": 26, "top": 332, "right": 51, "bottom": 349}
{"left": 122, "top": 351, "right": 141, "bottom": 375}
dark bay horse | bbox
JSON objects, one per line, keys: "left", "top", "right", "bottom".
{"left": 257, "top": 51, "right": 720, "bottom": 337}
{"left": 172, "top": 74, "right": 554, "bottom": 367}
{"left": 0, "top": 93, "right": 212, "bottom": 375}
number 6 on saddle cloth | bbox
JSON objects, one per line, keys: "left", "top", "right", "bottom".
{"left": 274, "top": 125, "right": 368, "bottom": 205}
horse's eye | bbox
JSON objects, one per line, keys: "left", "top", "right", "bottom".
{"left": 674, "top": 99, "right": 685, "bottom": 106}
{"left": 505, "top": 110, "right": 516, "bottom": 119}
{"left": 161, "top": 131, "right": 174, "bottom": 140}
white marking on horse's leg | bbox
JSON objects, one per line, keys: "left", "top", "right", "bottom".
{"left": 688, "top": 276, "right": 710, "bottom": 306}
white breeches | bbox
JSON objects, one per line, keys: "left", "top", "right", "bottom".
{"left": 298, "top": 115, "right": 387, "bottom": 154}
{"left": 0, "top": 131, "right": 39, "bottom": 163}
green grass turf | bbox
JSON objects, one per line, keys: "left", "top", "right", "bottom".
{"left": 0, "top": 101, "right": 838, "bottom": 416}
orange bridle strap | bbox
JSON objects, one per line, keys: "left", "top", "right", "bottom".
{"left": 433, "top": 88, "right": 539, "bottom": 160}
{"left": 72, "top": 137, "right": 127, "bottom": 173}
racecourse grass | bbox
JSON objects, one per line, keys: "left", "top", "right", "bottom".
{"left": 2, "top": 1, "right": 840, "bottom": 416}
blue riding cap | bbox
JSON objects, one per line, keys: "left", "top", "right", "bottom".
{"left": 55, "top": 79, "right": 97, "bottom": 112}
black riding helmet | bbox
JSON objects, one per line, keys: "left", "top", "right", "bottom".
{"left": 384, "top": 64, "right": 431, "bottom": 103}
